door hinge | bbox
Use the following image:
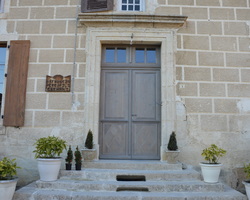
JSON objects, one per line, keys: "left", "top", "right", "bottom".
{"left": 1, "top": 115, "right": 4, "bottom": 119}
{"left": 5, "top": 74, "right": 7, "bottom": 77}
{"left": 7, "top": 45, "right": 10, "bottom": 49}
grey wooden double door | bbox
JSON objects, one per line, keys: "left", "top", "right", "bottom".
{"left": 99, "top": 68, "right": 161, "bottom": 159}
{"left": 100, "top": 69, "right": 161, "bottom": 159}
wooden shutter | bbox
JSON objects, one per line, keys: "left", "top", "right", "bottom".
{"left": 3, "top": 40, "right": 30, "bottom": 127}
{"left": 81, "top": 0, "right": 113, "bottom": 12}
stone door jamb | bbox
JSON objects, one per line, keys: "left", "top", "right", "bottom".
{"left": 84, "top": 27, "right": 177, "bottom": 161}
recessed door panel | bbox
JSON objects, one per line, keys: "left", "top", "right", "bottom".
{"left": 132, "top": 71, "right": 160, "bottom": 121}
{"left": 100, "top": 70, "right": 129, "bottom": 120}
{"left": 100, "top": 122, "right": 129, "bottom": 158}
{"left": 132, "top": 123, "right": 160, "bottom": 159}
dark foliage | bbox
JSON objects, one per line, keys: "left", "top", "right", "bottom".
{"left": 167, "top": 131, "right": 178, "bottom": 151}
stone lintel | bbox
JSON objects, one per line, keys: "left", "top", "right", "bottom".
{"left": 79, "top": 13, "right": 188, "bottom": 28}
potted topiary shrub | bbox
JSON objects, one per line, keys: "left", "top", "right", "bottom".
{"left": 33, "top": 135, "right": 67, "bottom": 181}
{"left": 200, "top": 144, "right": 226, "bottom": 183}
{"left": 65, "top": 145, "right": 73, "bottom": 170}
{"left": 165, "top": 131, "right": 180, "bottom": 163}
{"left": 74, "top": 146, "right": 82, "bottom": 170}
{"left": 242, "top": 163, "right": 250, "bottom": 198}
{"left": 82, "top": 130, "right": 97, "bottom": 161}
{"left": 0, "top": 157, "right": 20, "bottom": 200}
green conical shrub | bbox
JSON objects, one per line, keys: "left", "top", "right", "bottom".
{"left": 167, "top": 131, "right": 178, "bottom": 151}
{"left": 74, "top": 146, "right": 82, "bottom": 165}
{"left": 65, "top": 145, "right": 73, "bottom": 164}
{"left": 85, "top": 130, "right": 93, "bottom": 149}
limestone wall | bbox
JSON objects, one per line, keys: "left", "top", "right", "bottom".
{"left": 0, "top": 0, "right": 249, "bottom": 190}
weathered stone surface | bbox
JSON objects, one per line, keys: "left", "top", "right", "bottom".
{"left": 13, "top": 161, "right": 246, "bottom": 200}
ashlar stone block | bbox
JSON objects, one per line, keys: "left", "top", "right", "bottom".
{"left": 176, "top": 51, "right": 197, "bottom": 65}
{"left": 42, "top": 21, "right": 66, "bottom": 34}
{"left": 239, "top": 37, "right": 250, "bottom": 52}
{"left": 228, "top": 84, "right": 250, "bottom": 97}
{"left": 196, "top": 0, "right": 220, "bottom": 6}
{"left": 28, "top": 64, "right": 50, "bottom": 77}
{"left": 9, "top": 8, "right": 29, "bottom": 19}
{"left": 222, "top": 0, "right": 247, "bottom": 7}
{"left": 214, "top": 99, "right": 239, "bottom": 114}
{"left": 19, "top": 0, "right": 43, "bottom": 6}
{"left": 168, "top": 0, "right": 194, "bottom": 6}
{"left": 66, "top": 49, "right": 86, "bottom": 63}
{"left": 176, "top": 82, "right": 198, "bottom": 96}
{"left": 224, "top": 22, "right": 249, "bottom": 36}
{"left": 197, "top": 21, "right": 222, "bottom": 35}
{"left": 185, "top": 98, "right": 212, "bottom": 113}
{"left": 178, "top": 21, "right": 196, "bottom": 34}
{"left": 44, "top": 0, "right": 68, "bottom": 5}
{"left": 56, "top": 7, "right": 77, "bottom": 18}
{"left": 200, "top": 83, "right": 226, "bottom": 97}
{"left": 48, "top": 93, "right": 72, "bottom": 110}
{"left": 184, "top": 67, "right": 211, "bottom": 81}
{"left": 7, "top": 21, "right": 15, "bottom": 33}
{"left": 53, "top": 36, "right": 76, "bottom": 48}
{"left": 210, "top": 8, "right": 235, "bottom": 20}
{"left": 229, "top": 115, "right": 250, "bottom": 132}
{"left": 62, "top": 111, "right": 84, "bottom": 127}
{"left": 213, "top": 68, "right": 239, "bottom": 82}
{"left": 34, "top": 111, "right": 61, "bottom": 127}
{"left": 236, "top": 9, "right": 250, "bottom": 20}
{"left": 155, "top": 6, "right": 181, "bottom": 15}
{"left": 157, "top": 0, "right": 166, "bottom": 5}
{"left": 28, "top": 36, "right": 52, "bottom": 48}
{"left": 30, "top": 7, "right": 55, "bottom": 19}
{"left": 39, "top": 50, "right": 64, "bottom": 63}
{"left": 199, "top": 52, "right": 224, "bottom": 66}
{"left": 183, "top": 36, "right": 209, "bottom": 50}
{"left": 51, "top": 64, "right": 74, "bottom": 76}
{"left": 24, "top": 111, "right": 33, "bottom": 127}
{"left": 201, "top": 115, "right": 227, "bottom": 132}
{"left": 226, "top": 53, "right": 250, "bottom": 67}
{"left": 241, "top": 69, "right": 250, "bottom": 82}
{"left": 26, "top": 93, "right": 47, "bottom": 109}
{"left": 26, "top": 79, "right": 35, "bottom": 92}
{"left": 16, "top": 21, "right": 40, "bottom": 34}
{"left": 182, "top": 7, "right": 208, "bottom": 19}
{"left": 211, "top": 37, "right": 237, "bottom": 51}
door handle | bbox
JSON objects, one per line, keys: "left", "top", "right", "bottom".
{"left": 131, "top": 114, "right": 137, "bottom": 120}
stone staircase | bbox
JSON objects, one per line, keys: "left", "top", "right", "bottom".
{"left": 13, "top": 160, "right": 247, "bottom": 200}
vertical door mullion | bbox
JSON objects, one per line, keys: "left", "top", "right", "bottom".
{"left": 128, "top": 69, "right": 132, "bottom": 158}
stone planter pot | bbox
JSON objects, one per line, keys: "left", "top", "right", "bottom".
{"left": 242, "top": 180, "right": 250, "bottom": 198}
{"left": 82, "top": 148, "right": 97, "bottom": 161}
{"left": 0, "top": 178, "right": 18, "bottom": 200}
{"left": 37, "top": 158, "right": 62, "bottom": 181}
{"left": 200, "top": 162, "right": 222, "bottom": 183}
{"left": 165, "top": 150, "right": 180, "bottom": 164}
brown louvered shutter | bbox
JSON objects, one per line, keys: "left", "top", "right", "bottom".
{"left": 81, "top": 0, "right": 113, "bottom": 12}
{"left": 3, "top": 40, "right": 30, "bottom": 127}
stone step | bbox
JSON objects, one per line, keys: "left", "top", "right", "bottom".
{"left": 36, "top": 179, "right": 226, "bottom": 192}
{"left": 14, "top": 182, "right": 247, "bottom": 200}
{"left": 59, "top": 168, "right": 201, "bottom": 181}
{"left": 82, "top": 160, "right": 183, "bottom": 170}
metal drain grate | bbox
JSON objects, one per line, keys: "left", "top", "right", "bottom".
{"left": 116, "top": 187, "right": 149, "bottom": 192}
{"left": 116, "top": 175, "right": 146, "bottom": 181}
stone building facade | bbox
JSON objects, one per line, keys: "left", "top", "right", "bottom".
{"left": 0, "top": 0, "right": 250, "bottom": 191}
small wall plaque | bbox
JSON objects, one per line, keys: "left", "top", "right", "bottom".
{"left": 45, "top": 75, "right": 71, "bottom": 92}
